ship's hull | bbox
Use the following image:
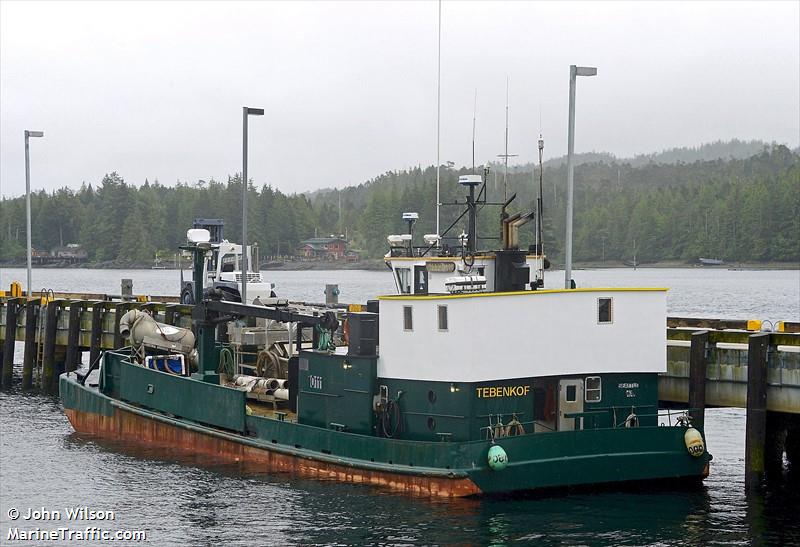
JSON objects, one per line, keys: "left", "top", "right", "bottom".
{"left": 61, "top": 373, "right": 710, "bottom": 497}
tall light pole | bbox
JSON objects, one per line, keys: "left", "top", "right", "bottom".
{"left": 242, "top": 107, "right": 264, "bottom": 305}
{"left": 435, "top": 0, "right": 442, "bottom": 239}
{"left": 24, "top": 130, "right": 44, "bottom": 294}
{"left": 564, "top": 65, "right": 597, "bottom": 289}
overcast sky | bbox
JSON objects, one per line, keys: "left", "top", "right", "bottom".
{"left": 1, "top": 0, "right": 798, "bottom": 198}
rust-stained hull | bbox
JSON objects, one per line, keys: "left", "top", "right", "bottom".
{"left": 64, "top": 407, "right": 482, "bottom": 498}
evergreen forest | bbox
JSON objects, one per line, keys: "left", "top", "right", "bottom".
{"left": 1, "top": 140, "right": 798, "bottom": 265}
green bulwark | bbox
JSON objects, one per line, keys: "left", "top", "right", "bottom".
{"left": 298, "top": 351, "right": 377, "bottom": 435}
{"left": 101, "top": 351, "right": 247, "bottom": 433}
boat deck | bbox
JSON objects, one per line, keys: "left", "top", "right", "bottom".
{"left": 246, "top": 400, "right": 297, "bottom": 422}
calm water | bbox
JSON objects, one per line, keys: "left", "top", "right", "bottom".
{"left": 1, "top": 267, "right": 799, "bottom": 546}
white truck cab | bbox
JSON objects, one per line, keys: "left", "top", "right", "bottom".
{"left": 181, "top": 239, "right": 276, "bottom": 305}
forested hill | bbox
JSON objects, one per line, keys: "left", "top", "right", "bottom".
{"left": 502, "top": 138, "right": 784, "bottom": 173}
{"left": 1, "top": 142, "right": 798, "bottom": 265}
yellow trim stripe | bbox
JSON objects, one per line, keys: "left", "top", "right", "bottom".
{"left": 384, "top": 255, "right": 544, "bottom": 262}
{"left": 378, "top": 287, "right": 668, "bottom": 301}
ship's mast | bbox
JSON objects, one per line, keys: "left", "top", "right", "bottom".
{"left": 435, "top": 0, "right": 442, "bottom": 239}
{"left": 537, "top": 134, "right": 544, "bottom": 254}
{"left": 497, "top": 77, "right": 517, "bottom": 201}
{"left": 472, "top": 88, "right": 477, "bottom": 173}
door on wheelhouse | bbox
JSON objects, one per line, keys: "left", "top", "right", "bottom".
{"left": 558, "top": 379, "right": 584, "bottom": 431}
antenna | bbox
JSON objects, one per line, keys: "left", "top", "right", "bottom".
{"left": 435, "top": 0, "right": 442, "bottom": 240}
{"left": 537, "top": 134, "right": 545, "bottom": 254}
{"left": 497, "top": 76, "right": 517, "bottom": 201}
{"left": 472, "top": 88, "right": 477, "bottom": 173}
{"left": 539, "top": 103, "right": 542, "bottom": 133}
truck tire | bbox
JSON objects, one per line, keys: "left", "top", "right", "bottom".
{"left": 181, "top": 287, "right": 195, "bottom": 305}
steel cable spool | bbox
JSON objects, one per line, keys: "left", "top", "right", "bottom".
{"left": 256, "top": 348, "right": 286, "bottom": 378}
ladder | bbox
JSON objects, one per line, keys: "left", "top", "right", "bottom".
{"left": 34, "top": 288, "right": 54, "bottom": 385}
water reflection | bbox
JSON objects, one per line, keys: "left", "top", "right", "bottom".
{"left": 58, "top": 432, "right": 722, "bottom": 546}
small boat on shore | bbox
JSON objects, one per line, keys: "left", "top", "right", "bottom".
{"left": 60, "top": 165, "right": 711, "bottom": 497}
{"left": 699, "top": 257, "right": 725, "bottom": 266}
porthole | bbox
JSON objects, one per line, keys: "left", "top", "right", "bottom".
{"left": 427, "top": 417, "right": 437, "bottom": 431}
{"left": 428, "top": 390, "right": 437, "bottom": 403}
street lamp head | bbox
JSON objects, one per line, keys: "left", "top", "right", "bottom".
{"left": 245, "top": 107, "right": 264, "bottom": 116}
{"left": 25, "top": 130, "right": 44, "bottom": 138}
{"left": 575, "top": 66, "right": 598, "bottom": 77}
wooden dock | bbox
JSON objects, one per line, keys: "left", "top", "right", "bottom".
{"left": 0, "top": 292, "right": 191, "bottom": 392}
{"left": 660, "top": 318, "right": 800, "bottom": 489}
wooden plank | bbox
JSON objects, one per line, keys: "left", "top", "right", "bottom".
{"left": 37, "top": 291, "right": 180, "bottom": 303}
{"left": 668, "top": 317, "right": 750, "bottom": 330}
{"left": 668, "top": 328, "right": 799, "bottom": 347}
{"left": 780, "top": 321, "right": 800, "bottom": 333}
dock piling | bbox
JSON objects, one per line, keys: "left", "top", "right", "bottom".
{"left": 65, "top": 302, "right": 83, "bottom": 373}
{"left": 121, "top": 279, "right": 133, "bottom": 300}
{"left": 21, "top": 299, "right": 40, "bottom": 389}
{"left": 40, "top": 299, "right": 61, "bottom": 393}
{"left": 325, "top": 284, "right": 339, "bottom": 305}
{"left": 2, "top": 298, "right": 20, "bottom": 386}
{"left": 88, "top": 301, "right": 104, "bottom": 370}
{"left": 745, "top": 332, "right": 770, "bottom": 491}
{"left": 113, "top": 302, "right": 133, "bottom": 348}
{"left": 688, "top": 330, "right": 709, "bottom": 429}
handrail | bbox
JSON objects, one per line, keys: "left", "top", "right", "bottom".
{"left": 477, "top": 407, "right": 700, "bottom": 439}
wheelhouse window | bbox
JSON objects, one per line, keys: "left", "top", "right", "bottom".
{"left": 437, "top": 305, "right": 448, "bottom": 331}
{"left": 565, "top": 384, "right": 577, "bottom": 402}
{"left": 585, "top": 376, "right": 601, "bottom": 402}
{"left": 403, "top": 306, "right": 413, "bottom": 331}
{"left": 396, "top": 268, "right": 411, "bottom": 294}
{"left": 598, "top": 297, "right": 613, "bottom": 324}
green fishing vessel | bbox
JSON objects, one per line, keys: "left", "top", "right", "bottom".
{"left": 60, "top": 169, "right": 711, "bottom": 497}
